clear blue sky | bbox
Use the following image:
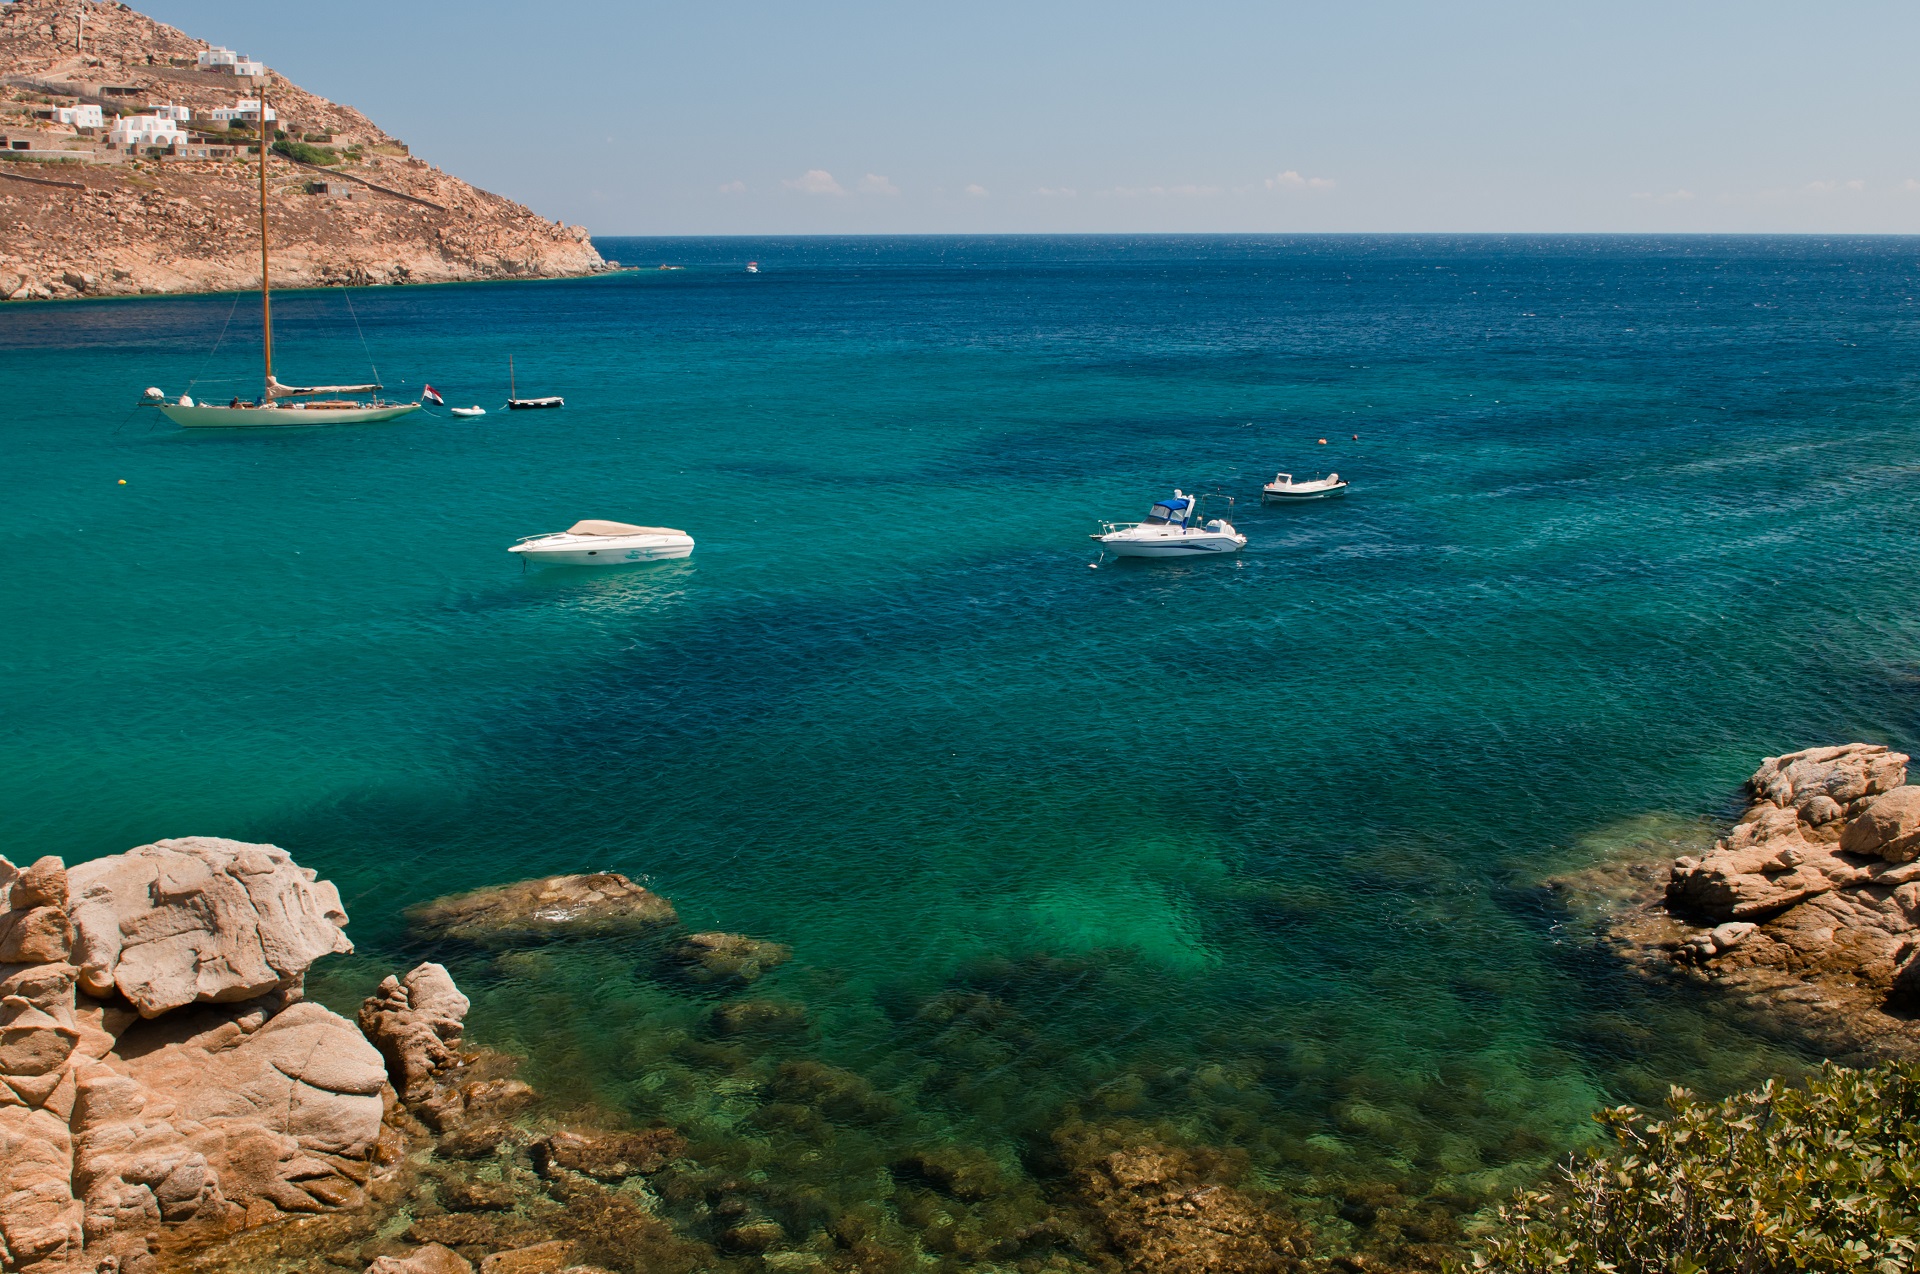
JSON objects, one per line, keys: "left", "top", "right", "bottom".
{"left": 141, "top": 1, "right": 1920, "bottom": 234}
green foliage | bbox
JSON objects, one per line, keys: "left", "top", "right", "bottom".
{"left": 1466, "top": 1061, "right": 1920, "bottom": 1273}
{"left": 272, "top": 138, "right": 338, "bottom": 166}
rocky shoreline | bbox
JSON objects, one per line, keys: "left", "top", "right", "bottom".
{"left": 0, "top": 843, "right": 1351, "bottom": 1274}
{"left": 1552, "top": 743, "right": 1920, "bottom": 1063}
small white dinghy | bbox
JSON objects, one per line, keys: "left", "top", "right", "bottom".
{"left": 1262, "top": 471, "right": 1349, "bottom": 502}
{"left": 451, "top": 406, "right": 487, "bottom": 418}
{"left": 509, "top": 520, "right": 695, "bottom": 566}
{"left": 1094, "top": 490, "right": 1246, "bottom": 558}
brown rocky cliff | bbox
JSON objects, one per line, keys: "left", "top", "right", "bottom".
{"left": 0, "top": 0, "right": 607, "bottom": 300}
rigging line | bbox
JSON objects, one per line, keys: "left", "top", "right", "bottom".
{"left": 183, "top": 291, "right": 244, "bottom": 396}
{"left": 341, "top": 285, "right": 380, "bottom": 386}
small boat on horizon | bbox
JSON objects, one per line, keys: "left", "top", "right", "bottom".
{"left": 745, "top": 261, "right": 759, "bottom": 274}
{"left": 509, "top": 520, "right": 695, "bottom": 566}
{"left": 1262, "top": 472, "right": 1349, "bottom": 502}
{"left": 1094, "top": 491, "right": 1246, "bottom": 558}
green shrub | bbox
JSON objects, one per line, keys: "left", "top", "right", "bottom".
{"left": 272, "top": 138, "right": 337, "bottom": 166}
{"left": 1467, "top": 1061, "right": 1920, "bottom": 1273}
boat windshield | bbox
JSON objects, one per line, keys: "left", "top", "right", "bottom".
{"left": 1145, "top": 497, "right": 1191, "bottom": 526}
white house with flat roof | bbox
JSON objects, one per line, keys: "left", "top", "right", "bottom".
{"left": 197, "top": 47, "right": 265, "bottom": 77}
{"left": 152, "top": 103, "right": 192, "bottom": 122}
{"left": 51, "top": 104, "right": 103, "bottom": 129}
{"left": 108, "top": 114, "right": 188, "bottom": 148}
{"left": 211, "top": 99, "right": 276, "bottom": 124}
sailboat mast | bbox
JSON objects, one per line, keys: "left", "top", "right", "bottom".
{"left": 258, "top": 79, "right": 272, "bottom": 396}
{"left": 509, "top": 353, "right": 515, "bottom": 400}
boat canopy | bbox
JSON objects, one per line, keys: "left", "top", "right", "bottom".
{"left": 1145, "top": 495, "right": 1192, "bottom": 526}
{"left": 266, "top": 375, "right": 381, "bottom": 399}
{"left": 567, "top": 520, "right": 683, "bottom": 537}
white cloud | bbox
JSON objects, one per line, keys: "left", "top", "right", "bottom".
{"left": 783, "top": 169, "right": 845, "bottom": 196}
{"left": 1035, "top": 186, "right": 1077, "bottom": 197}
{"left": 1265, "top": 170, "right": 1335, "bottom": 191}
{"left": 1630, "top": 189, "right": 1695, "bottom": 203}
{"left": 1803, "top": 179, "right": 1866, "bottom": 195}
{"left": 717, "top": 180, "right": 747, "bottom": 194}
{"left": 1905, "top": 179, "right": 1920, "bottom": 192}
{"left": 964, "top": 183, "right": 989, "bottom": 197}
{"left": 857, "top": 173, "right": 900, "bottom": 196}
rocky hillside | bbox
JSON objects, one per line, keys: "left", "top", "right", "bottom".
{"left": 0, "top": 0, "right": 607, "bottom": 300}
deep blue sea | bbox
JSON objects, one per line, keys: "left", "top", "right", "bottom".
{"left": 7, "top": 235, "right": 1920, "bottom": 1252}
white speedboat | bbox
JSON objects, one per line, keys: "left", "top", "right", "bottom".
{"left": 1262, "top": 472, "right": 1348, "bottom": 501}
{"left": 451, "top": 406, "right": 487, "bottom": 418}
{"left": 509, "top": 520, "right": 695, "bottom": 566}
{"left": 1095, "top": 491, "right": 1246, "bottom": 557}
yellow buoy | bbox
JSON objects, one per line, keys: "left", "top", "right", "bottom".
{"left": 117, "top": 479, "right": 127, "bottom": 484}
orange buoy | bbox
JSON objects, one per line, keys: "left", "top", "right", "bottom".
{"left": 117, "top": 479, "right": 126, "bottom": 484}
{"left": 1317, "top": 438, "right": 1327, "bottom": 445}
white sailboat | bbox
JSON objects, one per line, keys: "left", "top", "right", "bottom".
{"left": 156, "top": 83, "right": 420, "bottom": 428}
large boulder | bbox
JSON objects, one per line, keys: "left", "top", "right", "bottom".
{"left": 1841, "top": 786, "right": 1920, "bottom": 862}
{"left": 0, "top": 1104, "right": 83, "bottom": 1272}
{"left": 66, "top": 837, "right": 352, "bottom": 1016}
{"left": 407, "top": 873, "right": 676, "bottom": 945}
{"left": 358, "top": 962, "right": 471, "bottom": 1103}
{"left": 1667, "top": 803, "right": 1862, "bottom": 921}
{"left": 1748, "top": 744, "right": 1908, "bottom": 828}
{"left": 1647, "top": 745, "right": 1920, "bottom": 1035}
{"left": 0, "top": 841, "right": 427, "bottom": 1271}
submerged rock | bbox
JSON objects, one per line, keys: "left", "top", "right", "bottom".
{"left": 1057, "top": 1127, "right": 1314, "bottom": 1274}
{"left": 708, "top": 999, "right": 810, "bottom": 1037}
{"left": 666, "top": 931, "right": 792, "bottom": 986}
{"left": 408, "top": 873, "right": 677, "bottom": 945}
{"left": 532, "top": 1127, "right": 685, "bottom": 1181}
{"left": 368, "top": 1244, "right": 475, "bottom": 1274}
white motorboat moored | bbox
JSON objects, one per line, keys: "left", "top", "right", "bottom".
{"left": 509, "top": 520, "right": 695, "bottom": 566}
{"left": 1262, "top": 471, "right": 1349, "bottom": 501}
{"left": 451, "top": 406, "right": 487, "bottom": 418}
{"left": 1094, "top": 490, "right": 1246, "bottom": 558}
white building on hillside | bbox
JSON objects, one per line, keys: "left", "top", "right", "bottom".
{"left": 109, "top": 115, "right": 188, "bottom": 148}
{"left": 52, "top": 105, "right": 103, "bottom": 129}
{"left": 198, "top": 46, "right": 265, "bottom": 77}
{"left": 152, "top": 103, "right": 192, "bottom": 122}
{"left": 211, "top": 99, "right": 276, "bottom": 124}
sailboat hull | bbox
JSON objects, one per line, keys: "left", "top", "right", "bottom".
{"left": 159, "top": 402, "right": 423, "bottom": 428}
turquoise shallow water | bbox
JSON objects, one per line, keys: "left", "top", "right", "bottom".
{"left": 7, "top": 235, "right": 1920, "bottom": 1253}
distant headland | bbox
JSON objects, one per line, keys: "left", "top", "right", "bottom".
{"left": 0, "top": 0, "right": 608, "bottom": 301}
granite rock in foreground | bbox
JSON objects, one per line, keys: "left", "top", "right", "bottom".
{"left": 1577, "top": 743, "right": 1920, "bottom": 1059}
{"left": 0, "top": 839, "right": 469, "bottom": 1274}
